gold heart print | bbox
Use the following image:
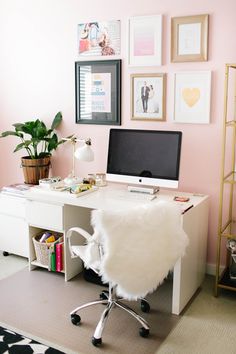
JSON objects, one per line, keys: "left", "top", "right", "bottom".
{"left": 182, "top": 88, "right": 200, "bottom": 107}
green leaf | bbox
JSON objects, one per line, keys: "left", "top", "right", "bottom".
{"left": 14, "top": 142, "right": 27, "bottom": 152}
{"left": 0, "top": 131, "right": 23, "bottom": 138}
{"left": 38, "top": 152, "right": 51, "bottom": 158}
{"left": 51, "top": 112, "right": 62, "bottom": 130}
{"left": 21, "top": 121, "right": 37, "bottom": 136}
{"left": 24, "top": 140, "right": 33, "bottom": 146}
{"left": 1, "top": 112, "right": 63, "bottom": 159}
{"left": 13, "top": 123, "right": 25, "bottom": 132}
{"left": 47, "top": 133, "right": 58, "bottom": 152}
{"left": 47, "top": 128, "right": 53, "bottom": 135}
{"left": 30, "top": 137, "right": 40, "bottom": 145}
{"left": 34, "top": 121, "right": 48, "bottom": 139}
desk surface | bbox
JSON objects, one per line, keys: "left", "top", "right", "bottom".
{"left": 25, "top": 183, "right": 208, "bottom": 212}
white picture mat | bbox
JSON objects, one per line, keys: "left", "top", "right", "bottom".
{"left": 91, "top": 72, "right": 111, "bottom": 113}
{"left": 129, "top": 15, "right": 162, "bottom": 66}
{"left": 133, "top": 76, "right": 164, "bottom": 119}
{"left": 174, "top": 71, "right": 211, "bottom": 124}
{"left": 178, "top": 22, "right": 201, "bottom": 55}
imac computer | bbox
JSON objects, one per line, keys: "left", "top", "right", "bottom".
{"left": 106, "top": 129, "right": 182, "bottom": 193}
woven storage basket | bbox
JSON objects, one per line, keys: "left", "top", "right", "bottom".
{"left": 33, "top": 231, "right": 63, "bottom": 266}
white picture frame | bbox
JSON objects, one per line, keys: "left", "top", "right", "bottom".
{"left": 128, "top": 15, "right": 162, "bottom": 66}
{"left": 173, "top": 71, "right": 211, "bottom": 124}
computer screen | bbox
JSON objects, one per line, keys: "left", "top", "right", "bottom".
{"left": 106, "top": 129, "right": 182, "bottom": 189}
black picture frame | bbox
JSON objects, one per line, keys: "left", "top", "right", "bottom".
{"left": 75, "top": 59, "right": 121, "bottom": 125}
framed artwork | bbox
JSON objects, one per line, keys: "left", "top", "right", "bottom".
{"left": 173, "top": 71, "right": 211, "bottom": 124}
{"left": 128, "top": 15, "right": 162, "bottom": 66}
{"left": 171, "top": 14, "right": 209, "bottom": 62}
{"left": 75, "top": 60, "right": 121, "bottom": 125}
{"left": 77, "top": 20, "right": 121, "bottom": 57}
{"left": 131, "top": 73, "right": 166, "bottom": 121}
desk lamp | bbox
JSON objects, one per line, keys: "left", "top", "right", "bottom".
{"left": 62, "top": 136, "right": 94, "bottom": 185}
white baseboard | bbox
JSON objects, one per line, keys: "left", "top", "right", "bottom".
{"left": 206, "top": 262, "right": 224, "bottom": 276}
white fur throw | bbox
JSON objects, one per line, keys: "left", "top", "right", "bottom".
{"left": 91, "top": 201, "right": 189, "bottom": 300}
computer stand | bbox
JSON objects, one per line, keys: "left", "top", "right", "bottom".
{"left": 127, "top": 185, "right": 159, "bottom": 195}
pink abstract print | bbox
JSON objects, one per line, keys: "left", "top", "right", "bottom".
{"left": 133, "top": 24, "right": 155, "bottom": 56}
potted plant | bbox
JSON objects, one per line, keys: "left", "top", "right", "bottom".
{"left": 0, "top": 111, "right": 66, "bottom": 184}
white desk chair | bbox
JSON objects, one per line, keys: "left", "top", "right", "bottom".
{"left": 66, "top": 200, "right": 188, "bottom": 347}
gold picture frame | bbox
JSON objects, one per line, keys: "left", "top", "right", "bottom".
{"left": 131, "top": 73, "right": 166, "bottom": 121}
{"left": 171, "top": 14, "right": 209, "bottom": 62}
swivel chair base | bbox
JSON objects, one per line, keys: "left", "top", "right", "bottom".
{"left": 70, "top": 284, "right": 150, "bottom": 347}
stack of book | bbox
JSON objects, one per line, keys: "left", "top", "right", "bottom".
{"left": 1, "top": 183, "right": 34, "bottom": 197}
{"left": 48, "top": 240, "right": 64, "bottom": 272}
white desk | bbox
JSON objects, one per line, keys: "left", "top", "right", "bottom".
{"left": 23, "top": 183, "right": 209, "bottom": 315}
{"left": 0, "top": 194, "right": 29, "bottom": 257}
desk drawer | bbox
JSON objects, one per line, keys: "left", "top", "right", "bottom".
{"left": 0, "top": 214, "right": 29, "bottom": 257}
{"left": 26, "top": 200, "right": 64, "bottom": 231}
{"left": 0, "top": 194, "right": 26, "bottom": 218}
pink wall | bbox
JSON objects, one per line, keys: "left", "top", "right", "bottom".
{"left": 0, "top": 0, "right": 236, "bottom": 267}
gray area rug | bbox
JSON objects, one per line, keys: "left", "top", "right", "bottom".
{"left": 158, "top": 276, "right": 236, "bottom": 354}
{"left": 0, "top": 267, "right": 179, "bottom": 354}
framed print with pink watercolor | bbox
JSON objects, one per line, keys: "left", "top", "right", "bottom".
{"left": 128, "top": 15, "right": 162, "bottom": 66}
{"left": 173, "top": 71, "right": 211, "bottom": 124}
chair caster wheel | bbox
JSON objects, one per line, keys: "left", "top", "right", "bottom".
{"left": 141, "top": 300, "right": 150, "bottom": 313}
{"left": 3, "top": 251, "right": 9, "bottom": 257}
{"left": 71, "top": 314, "right": 81, "bottom": 326}
{"left": 139, "top": 327, "right": 149, "bottom": 338}
{"left": 92, "top": 337, "right": 102, "bottom": 346}
{"left": 100, "top": 290, "right": 109, "bottom": 300}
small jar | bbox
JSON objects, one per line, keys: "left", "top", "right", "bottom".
{"left": 95, "top": 173, "right": 106, "bottom": 187}
{"left": 87, "top": 174, "right": 96, "bottom": 185}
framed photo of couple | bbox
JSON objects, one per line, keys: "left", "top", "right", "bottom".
{"left": 131, "top": 73, "right": 166, "bottom": 121}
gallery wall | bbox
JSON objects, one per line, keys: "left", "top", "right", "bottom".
{"left": 0, "top": 0, "right": 236, "bottom": 269}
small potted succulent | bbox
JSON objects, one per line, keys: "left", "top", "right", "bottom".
{"left": 0, "top": 112, "right": 66, "bottom": 184}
